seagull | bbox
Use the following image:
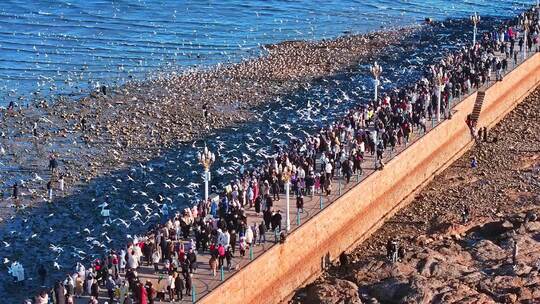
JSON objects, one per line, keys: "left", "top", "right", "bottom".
{"left": 33, "top": 173, "right": 44, "bottom": 182}
{"left": 53, "top": 262, "right": 61, "bottom": 269}
{"left": 187, "top": 182, "right": 201, "bottom": 189}
{"left": 91, "top": 240, "right": 104, "bottom": 248}
{"left": 49, "top": 244, "right": 64, "bottom": 253}
{"left": 113, "top": 218, "right": 130, "bottom": 228}
{"left": 133, "top": 210, "right": 142, "bottom": 218}
{"left": 142, "top": 204, "right": 152, "bottom": 214}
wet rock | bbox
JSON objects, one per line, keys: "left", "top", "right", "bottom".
{"left": 470, "top": 239, "right": 507, "bottom": 263}
{"left": 303, "top": 278, "right": 361, "bottom": 304}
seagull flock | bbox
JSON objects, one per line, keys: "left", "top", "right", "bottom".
{"left": 0, "top": 14, "right": 493, "bottom": 299}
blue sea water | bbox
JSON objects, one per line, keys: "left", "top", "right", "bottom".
{"left": 0, "top": 0, "right": 534, "bottom": 106}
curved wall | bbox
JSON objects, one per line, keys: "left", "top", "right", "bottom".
{"left": 200, "top": 53, "right": 540, "bottom": 304}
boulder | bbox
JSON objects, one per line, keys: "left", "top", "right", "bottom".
{"left": 304, "top": 278, "right": 362, "bottom": 304}
{"left": 470, "top": 239, "right": 507, "bottom": 263}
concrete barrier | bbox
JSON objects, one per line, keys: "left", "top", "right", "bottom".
{"left": 200, "top": 53, "right": 540, "bottom": 304}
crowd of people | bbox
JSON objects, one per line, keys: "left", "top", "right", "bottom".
{"left": 22, "top": 7, "right": 540, "bottom": 304}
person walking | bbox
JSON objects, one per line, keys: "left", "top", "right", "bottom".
{"left": 53, "top": 281, "right": 66, "bottom": 304}
{"left": 37, "top": 264, "right": 47, "bottom": 287}
{"left": 152, "top": 249, "right": 161, "bottom": 274}
{"left": 263, "top": 208, "right": 272, "bottom": 230}
{"left": 239, "top": 236, "right": 247, "bottom": 257}
{"left": 105, "top": 275, "right": 116, "bottom": 303}
{"left": 145, "top": 281, "right": 156, "bottom": 304}
{"left": 74, "top": 274, "right": 83, "bottom": 298}
{"left": 48, "top": 154, "right": 58, "bottom": 175}
{"left": 471, "top": 156, "right": 478, "bottom": 168}
{"left": 187, "top": 248, "right": 197, "bottom": 273}
{"left": 167, "top": 272, "right": 175, "bottom": 301}
{"left": 245, "top": 226, "right": 254, "bottom": 247}
{"left": 47, "top": 180, "right": 53, "bottom": 201}
{"left": 34, "top": 290, "right": 49, "bottom": 304}
{"left": 174, "top": 272, "right": 185, "bottom": 301}
{"left": 258, "top": 222, "right": 266, "bottom": 244}
{"left": 138, "top": 282, "right": 148, "bottom": 304}
{"left": 271, "top": 210, "right": 282, "bottom": 232}
{"left": 58, "top": 173, "right": 65, "bottom": 193}
{"left": 512, "top": 237, "right": 519, "bottom": 266}
{"left": 118, "top": 280, "right": 130, "bottom": 304}
{"left": 12, "top": 183, "right": 18, "bottom": 200}
{"left": 296, "top": 194, "right": 304, "bottom": 213}
{"left": 225, "top": 245, "right": 234, "bottom": 270}
{"left": 185, "top": 273, "right": 193, "bottom": 297}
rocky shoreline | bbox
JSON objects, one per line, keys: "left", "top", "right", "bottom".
{"left": 0, "top": 26, "right": 417, "bottom": 217}
{"left": 292, "top": 87, "right": 540, "bottom": 303}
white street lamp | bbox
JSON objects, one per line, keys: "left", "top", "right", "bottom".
{"left": 372, "top": 130, "right": 378, "bottom": 169}
{"left": 370, "top": 62, "right": 382, "bottom": 103}
{"left": 198, "top": 144, "right": 215, "bottom": 204}
{"left": 282, "top": 166, "right": 292, "bottom": 231}
{"left": 470, "top": 12, "right": 480, "bottom": 47}
{"left": 521, "top": 14, "right": 531, "bottom": 59}
{"left": 537, "top": 3, "right": 540, "bottom": 24}
{"left": 435, "top": 70, "right": 445, "bottom": 122}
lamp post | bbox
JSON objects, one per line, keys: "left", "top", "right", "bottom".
{"left": 370, "top": 62, "right": 382, "bottom": 104}
{"left": 372, "top": 130, "right": 378, "bottom": 169}
{"left": 470, "top": 12, "right": 480, "bottom": 47}
{"left": 537, "top": 3, "right": 540, "bottom": 30}
{"left": 521, "top": 14, "right": 530, "bottom": 59}
{"left": 198, "top": 145, "right": 215, "bottom": 204}
{"left": 537, "top": 2, "right": 540, "bottom": 23}
{"left": 282, "top": 167, "right": 291, "bottom": 231}
{"left": 435, "top": 70, "right": 445, "bottom": 122}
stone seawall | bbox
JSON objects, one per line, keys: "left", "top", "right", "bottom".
{"left": 199, "top": 53, "right": 540, "bottom": 304}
